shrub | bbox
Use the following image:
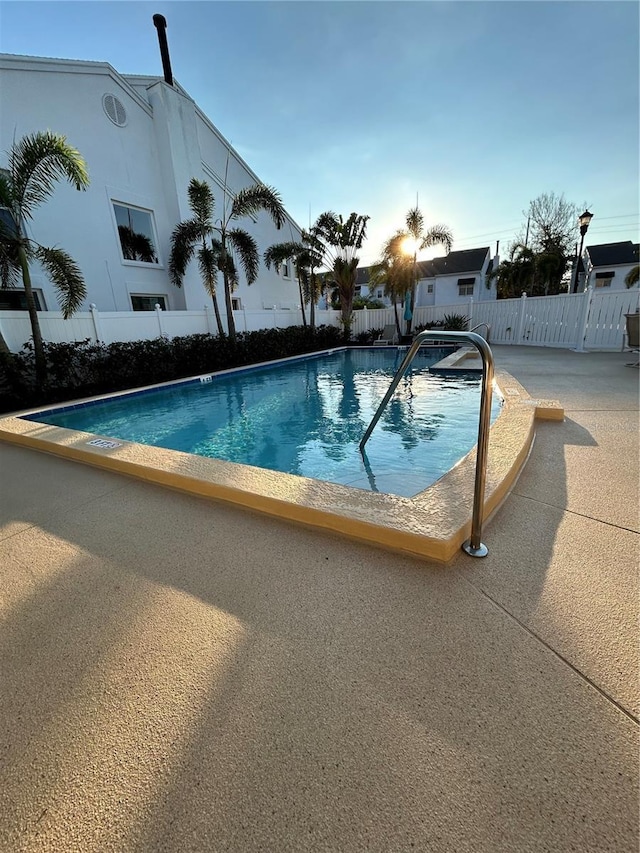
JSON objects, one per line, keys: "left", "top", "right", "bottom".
{"left": 0, "top": 324, "right": 344, "bottom": 415}
{"left": 442, "top": 313, "right": 470, "bottom": 331}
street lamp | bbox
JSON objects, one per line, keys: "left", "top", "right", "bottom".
{"left": 572, "top": 209, "right": 594, "bottom": 293}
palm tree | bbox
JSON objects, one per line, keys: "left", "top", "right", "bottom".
{"left": 168, "top": 179, "right": 225, "bottom": 336}
{"left": 0, "top": 131, "right": 89, "bottom": 383}
{"left": 403, "top": 207, "right": 453, "bottom": 333}
{"left": 170, "top": 178, "right": 286, "bottom": 341}
{"left": 369, "top": 231, "right": 414, "bottom": 339}
{"left": 264, "top": 237, "right": 324, "bottom": 329}
{"left": 625, "top": 265, "right": 639, "bottom": 288}
{"left": 308, "top": 211, "right": 369, "bottom": 340}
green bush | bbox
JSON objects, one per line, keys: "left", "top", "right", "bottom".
{"left": 0, "top": 325, "right": 343, "bottom": 414}
{"left": 354, "top": 328, "right": 384, "bottom": 346}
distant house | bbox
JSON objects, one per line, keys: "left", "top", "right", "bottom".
{"left": 353, "top": 267, "right": 391, "bottom": 305}
{"left": 582, "top": 241, "right": 639, "bottom": 292}
{"left": 0, "top": 52, "right": 302, "bottom": 315}
{"left": 415, "top": 247, "right": 498, "bottom": 306}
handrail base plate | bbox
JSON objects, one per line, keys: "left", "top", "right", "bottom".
{"left": 462, "top": 541, "right": 489, "bottom": 558}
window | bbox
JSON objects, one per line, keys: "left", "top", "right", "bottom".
{"left": 282, "top": 261, "right": 290, "bottom": 278}
{"left": 457, "top": 277, "right": 475, "bottom": 297}
{"left": 376, "top": 289, "right": 383, "bottom": 299}
{"left": 131, "top": 295, "right": 166, "bottom": 311}
{"left": 595, "top": 271, "right": 614, "bottom": 288}
{"left": 0, "top": 289, "right": 44, "bottom": 310}
{"left": 113, "top": 203, "right": 159, "bottom": 264}
{"left": 427, "top": 284, "right": 434, "bottom": 294}
{"left": 231, "top": 297, "right": 242, "bottom": 310}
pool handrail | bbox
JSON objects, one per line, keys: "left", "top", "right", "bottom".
{"left": 469, "top": 322, "right": 491, "bottom": 341}
{"left": 359, "top": 330, "right": 495, "bottom": 558}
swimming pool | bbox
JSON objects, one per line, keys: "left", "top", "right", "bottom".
{"left": 25, "top": 347, "right": 502, "bottom": 498}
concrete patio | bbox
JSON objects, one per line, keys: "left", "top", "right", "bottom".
{"left": 0, "top": 346, "right": 638, "bottom": 852}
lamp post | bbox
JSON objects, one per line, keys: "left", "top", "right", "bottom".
{"left": 572, "top": 209, "right": 594, "bottom": 293}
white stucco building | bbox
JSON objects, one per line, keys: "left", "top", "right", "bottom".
{"left": 415, "top": 246, "right": 498, "bottom": 306}
{"left": 0, "top": 51, "right": 303, "bottom": 316}
{"left": 582, "top": 241, "right": 639, "bottom": 292}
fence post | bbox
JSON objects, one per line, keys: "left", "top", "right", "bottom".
{"left": 468, "top": 296, "right": 474, "bottom": 327}
{"left": 574, "top": 286, "right": 593, "bottom": 353}
{"left": 89, "top": 303, "right": 103, "bottom": 342}
{"left": 516, "top": 292, "right": 527, "bottom": 342}
{"left": 363, "top": 306, "right": 369, "bottom": 332}
{"left": 155, "top": 303, "right": 165, "bottom": 337}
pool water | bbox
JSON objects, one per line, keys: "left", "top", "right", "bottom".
{"left": 26, "top": 348, "right": 501, "bottom": 497}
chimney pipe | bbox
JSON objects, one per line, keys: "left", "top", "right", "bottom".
{"left": 153, "top": 14, "right": 174, "bottom": 86}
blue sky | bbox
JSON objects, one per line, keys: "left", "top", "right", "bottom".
{"left": 1, "top": 1, "right": 638, "bottom": 264}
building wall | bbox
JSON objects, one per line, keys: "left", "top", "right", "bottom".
{"left": 0, "top": 55, "right": 302, "bottom": 315}
{"left": 414, "top": 251, "right": 498, "bottom": 307}
{"left": 584, "top": 262, "right": 638, "bottom": 292}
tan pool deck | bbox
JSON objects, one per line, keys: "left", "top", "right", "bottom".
{"left": 0, "top": 346, "right": 638, "bottom": 852}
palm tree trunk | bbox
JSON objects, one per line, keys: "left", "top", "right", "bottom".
{"left": 220, "top": 240, "right": 236, "bottom": 341}
{"left": 408, "top": 253, "right": 417, "bottom": 335}
{"left": 18, "top": 245, "right": 46, "bottom": 383}
{"left": 212, "top": 292, "right": 224, "bottom": 336}
{"left": 394, "top": 299, "right": 401, "bottom": 338}
{"left": 297, "top": 275, "right": 307, "bottom": 327}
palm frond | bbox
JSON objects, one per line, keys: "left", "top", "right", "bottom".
{"left": 10, "top": 131, "right": 89, "bottom": 221}
{"left": 168, "top": 218, "right": 201, "bottom": 286}
{"left": 35, "top": 245, "right": 86, "bottom": 318}
{"left": 263, "top": 240, "right": 306, "bottom": 272}
{"left": 197, "top": 244, "right": 220, "bottom": 298}
{"left": 311, "top": 212, "right": 341, "bottom": 249}
{"left": 188, "top": 178, "right": 215, "bottom": 225}
{"left": 230, "top": 184, "right": 286, "bottom": 230}
{"left": 0, "top": 240, "right": 21, "bottom": 289}
{"left": 228, "top": 228, "right": 259, "bottom": 284}
{"left": 625, "top": 265, "right": 639, "bottom": 288}
{"left": 420, "top": 225, "right": 453, "bottom": 254}
{"left": 406, "top": 207, "right": 424, "bottom": 239}
{"left": 0, "top": 169, "right": 14, "bottom": 211}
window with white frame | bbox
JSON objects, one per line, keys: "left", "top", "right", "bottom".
{"left": 282, "top": 260, "right": 290, "bottom": 278}
{"left": 131, "top": 294, "right": 166, "bottom": 311}
{"left": 426, "top": 283, "right": 434, "bottom": 294}
{"left": 376, "top": 289, "right": 383, "bottom": 299}
{"left": 0, "top": 289, "right": 45, "bottom": 311}
{"left": 232, "top": 297, "right": 242, "bottom": 310}
{"left": 457, "top": 277, "right": 475, "bottom": 297}
{"left": 113, "top": 202, "right": 160, "bottom": 264}
{"left": 595, "top": 271, "right": 614, "bottom": 288}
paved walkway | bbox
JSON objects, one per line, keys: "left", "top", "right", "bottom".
{"left": 0, "top": 347, "right": 637, "bottom": 852}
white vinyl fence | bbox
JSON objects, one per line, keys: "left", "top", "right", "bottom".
{"left": 0, "top": 288, "right": 638, "bottom": 354}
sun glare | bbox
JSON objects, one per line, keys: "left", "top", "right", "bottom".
{"left": 401, "top": 236, "right": 420, "bottom": 256}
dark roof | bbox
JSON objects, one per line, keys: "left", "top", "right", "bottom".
{"left": 586, "top": 241, "right": 639, "bottom": 268}
{"left": 356, "top": 266, "right": 372, "bottom": 285}
{"left": 418, "top": 247, "right": 490, "bottom": 278}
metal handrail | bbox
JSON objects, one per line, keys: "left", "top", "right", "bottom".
{"left": 359, "top": 331, "right": 495, "bottom": 557}
{"left": 469, "top": 322, "right": 491, "bottom": 341}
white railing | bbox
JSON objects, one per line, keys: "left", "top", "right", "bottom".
{"left": 0, "top": 288, "right": 638, "bottom": 354}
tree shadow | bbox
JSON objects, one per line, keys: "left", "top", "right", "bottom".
{"left": 1, "top": 433, "right": 637, "bottom": 850}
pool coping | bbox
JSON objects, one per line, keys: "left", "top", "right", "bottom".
{"left": 0, "top": 348, "right": 564, "bottom": 563}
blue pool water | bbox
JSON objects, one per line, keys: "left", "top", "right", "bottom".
{"left": 26, "top": 348, "right": 501, "bottom": 497}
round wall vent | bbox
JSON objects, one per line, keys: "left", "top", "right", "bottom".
{"left": 102, "top": 93, "right": 127, "bottom": 127}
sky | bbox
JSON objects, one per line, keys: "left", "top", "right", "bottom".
{"left": 1, "top": 1, "right": 638, "bottom": 265}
